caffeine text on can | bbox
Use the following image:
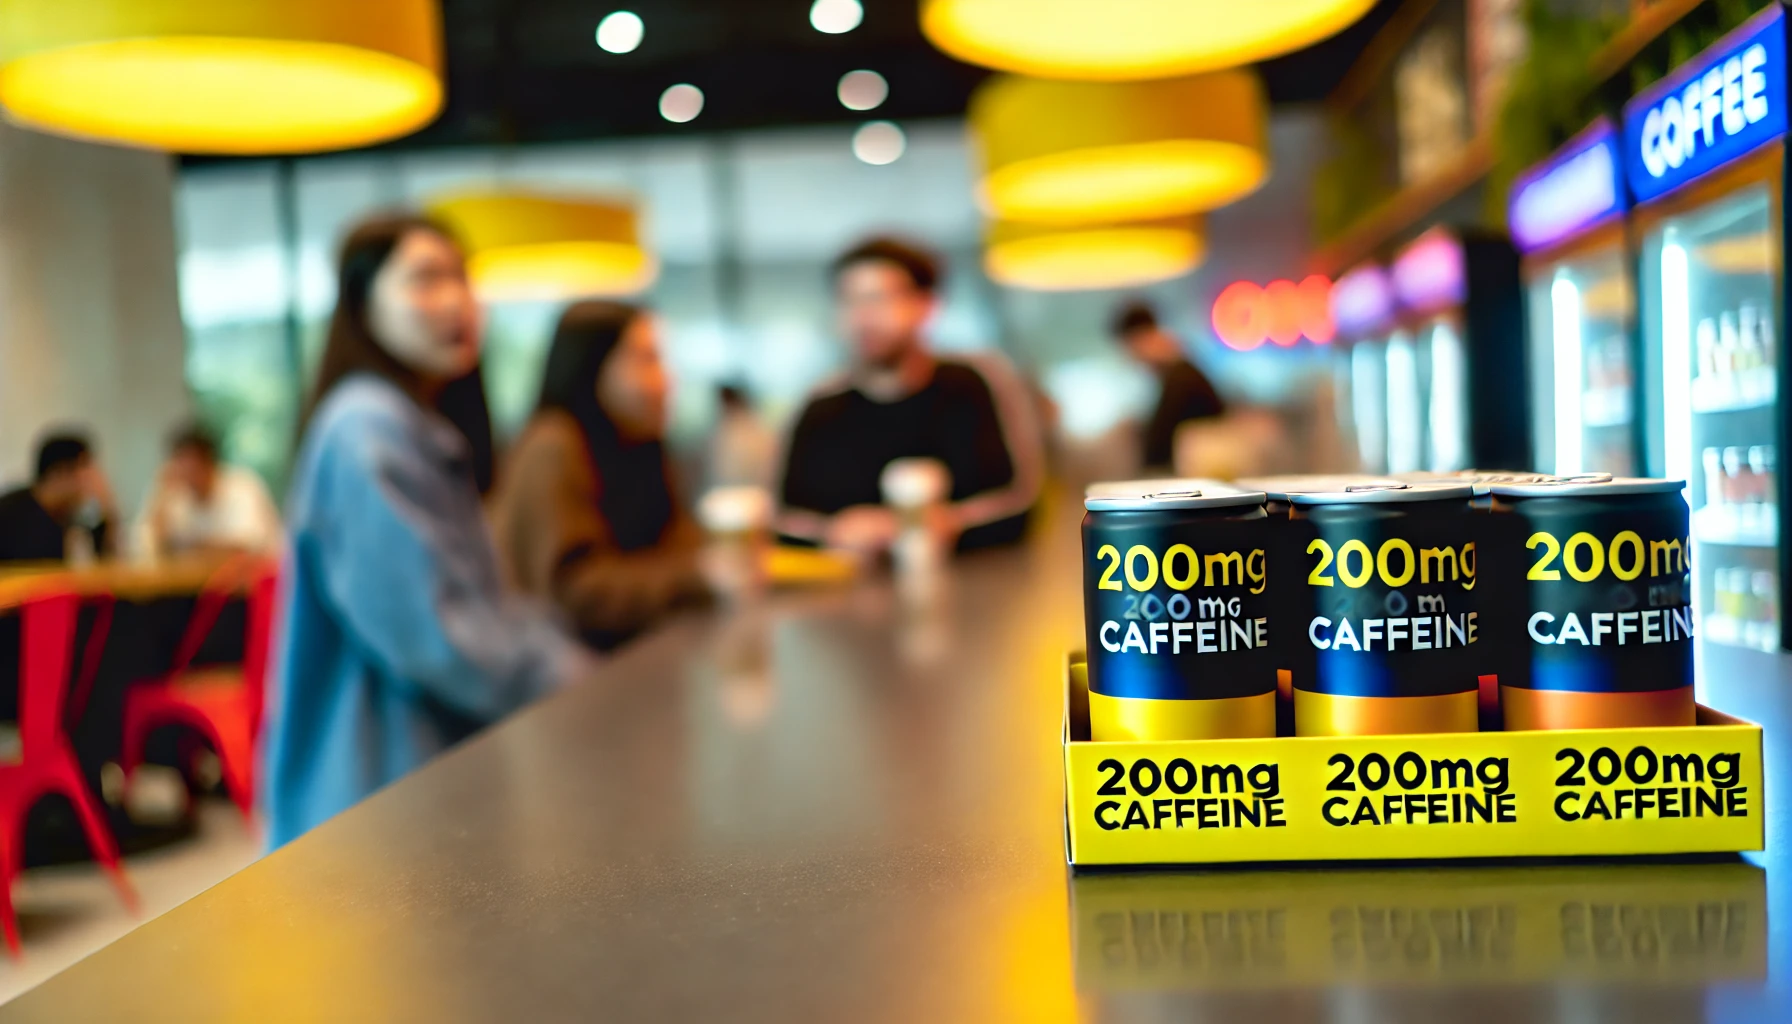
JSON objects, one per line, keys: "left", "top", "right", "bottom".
{"left": 1486, "top": 477, "right": 1694, "bottom": 729}
{"left": 1083, "top": 483, "right": 1276, "bottom": 741}
{"left": 1288, "top": 482, "right": 1488, "bottom": 736}
{"left": 1236, "top": 475, "right": 1403, "bottom": 705}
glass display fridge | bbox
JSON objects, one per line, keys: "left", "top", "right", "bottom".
{"left": 1625, "top": 4, "right": 1787, "bottom": 651}
{"left": 1389, "top": 226, "right": 1529, "bottom": 472}
{"left": 1509, "top": 117, "right": 1639, "bottom": 477}
{"left": 1328, "top": 262, "right": 1398, "bottom": 472}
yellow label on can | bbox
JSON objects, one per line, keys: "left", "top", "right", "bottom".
{"left": 1090, "top": 690, "right": 1276, "bottom": 741}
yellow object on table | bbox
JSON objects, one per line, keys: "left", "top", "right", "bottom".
{"left": 763, "top": 546, "right": 859, "bottom": 587}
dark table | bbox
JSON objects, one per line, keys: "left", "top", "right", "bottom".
{"left": 4, "top": 507, "right": 1790, "bottom": 1021}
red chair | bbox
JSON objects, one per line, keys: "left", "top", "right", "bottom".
{"left": 0, "top": 590, "right": 135, "bottom": 955}
{"left": 120, "top": 560, "right": 277, "bottom": 824}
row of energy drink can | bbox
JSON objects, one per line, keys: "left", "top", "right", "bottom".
{"left": 1081, "top": 472, "right": 1694, "bottom": 741}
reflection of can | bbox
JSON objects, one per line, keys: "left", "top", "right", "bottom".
{"left": 1288, "top": 483, "right": 1487, "bottom": 736}
{"left": 1486, "top": 477, "right": 1694, "bottom": 729}
{"left": 1083, "top": 482, "right": 1276, "bottom": 740}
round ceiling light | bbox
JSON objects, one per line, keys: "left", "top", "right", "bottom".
{"left": 853, "top": 121, "right": 905, "bottom": 165}
{"left": 971, "top": 72, "right": 1268, "bottom": 226}
{"left": 659, "top": 83, "right": 703, "bottom": 123}
{"left": 984, "top": 218, "right": 1204, "bottom": 292}
{"left": 810, "top": 0, "right": 864, "bottom": 35}
{"left": 429, "top": 192, "right": 658, "bottom": 302}
{"left": 595, "top": 11, "right": 644, "bottom": 54}
{"left": 0, "top": 0, "right": 443, "bottom": 154}
{"left": 838, "top": 70, "right": 888, "bottom": 111}
{"left": 921, "top": 0, "right": 1377, "bottom": 80}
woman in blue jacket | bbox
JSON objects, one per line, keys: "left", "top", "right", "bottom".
{"left": 260, "top": 214, "right": 582, "bottom": 848}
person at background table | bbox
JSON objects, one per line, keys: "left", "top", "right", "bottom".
{"left": 262, "top": 213, "right": 583, "bottom": 849}
{"left": 705, "top": 382, "right": 778, "bottom": 492}
{"left": 1111, "top": 298, "right": 1226, "bottom": 473}
{"left": 132, "top": 423, "right": 282, "bottom": 560}
{"left": 0, "top": 431, "right": 116, "bottom": 564}
{"left": 488, "top": 301, "right": 711, "bottom": 651}
{"left": 778, "top": 237, "right": 1042, "bottom": 554}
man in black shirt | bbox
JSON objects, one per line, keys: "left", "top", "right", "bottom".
{"left": 1113, "top": 299, "right": 1226, "bottom": 472}
{"left": 0, "top": 432, "right": 115, "bottom": 563}
{"left": 780, "top": 238, "right": 1041, "bottom": 553}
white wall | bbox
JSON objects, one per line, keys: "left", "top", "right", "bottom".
{"left": 0, "top": 122, "right": 190, "bottom": 512}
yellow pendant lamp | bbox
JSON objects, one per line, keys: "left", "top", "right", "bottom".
{"left": 984, "top": 218, "right": 1204, "bottom": 292}
{"left": 971, "top": 72, "right": 1268, "bottom": 227}
{"left": 0, "top": 0, "right": 442, "bottom": 154}
{"left": 430, "top": 192, "right": 658, "bottom": 303}
{"left": 923, "top": 0, "right": 1377, "bottom": 81}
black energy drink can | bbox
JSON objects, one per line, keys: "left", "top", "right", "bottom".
{"left": 1237, "top": 475, "right": 1404, "bottom": 710}
{"left": 1082, "top": 482, "right": 1276, "bottom": 740}
{"left": 1287, "top": 482, "right": 1488, "bottom": 736}
{"left": 1486, "top": 477, "right": 1694, "bottom": 729}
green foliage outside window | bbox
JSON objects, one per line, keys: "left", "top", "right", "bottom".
{"left": 1485, "top": 0, "right": 1625, "bottom": 224}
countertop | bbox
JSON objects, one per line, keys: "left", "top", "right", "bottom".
{"left": 3, "top": 503, "right": 1789, "bottom": 1022}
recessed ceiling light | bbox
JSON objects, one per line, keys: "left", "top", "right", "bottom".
{"left": 853, "top": 121, "right": 905, "bottom": 164}
{"left": 811, "top": 0, "right": 864, "bottom": 35}
{"left": 596, "top": 11, "right": 644, "bottom": 54}
{"left": 660, "top": 83, "right": 704, "bottom": 123}
{"left": 838, "top": 70, "right": 888, "bottom": 111}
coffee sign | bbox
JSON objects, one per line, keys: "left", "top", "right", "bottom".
{"left": 1623, "top": 4, "right": 1788, "bottom": 204}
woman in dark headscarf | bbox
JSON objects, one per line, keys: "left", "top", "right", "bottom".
{"left": 488, "top": 300, "right": 708, "bottom": 649}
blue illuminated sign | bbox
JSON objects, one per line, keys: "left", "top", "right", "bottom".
{"left": 1509, "top": 119, "right": 1624, "bottom": 253}
{"left": 1623, "top": 4, "right": 1788, "bottom": 204}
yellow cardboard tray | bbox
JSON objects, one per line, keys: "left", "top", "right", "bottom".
{"left": 1071, "top": 861, "right": 1765, "bottom": 990}
{"left": 1063, "top": 654, "right": 1764, "bottom": 867}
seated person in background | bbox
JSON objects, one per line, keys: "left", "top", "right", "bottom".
{"left": 0, "top": 431, "right": 116, "bottom": 564}
{"left": 705, "top": 383, "right": 778, "bottom": 492}
{"left": 488, "top": 301, "right": 709, "bottom": 651}
{"left": 133, "top": 423, "right": 282, "bottom": 559}
{"left": 1112, "top": 299, "right": 1226, "bottom": 473}
{"left": 779, "top": 237, "right": 1042, "bottom": 554}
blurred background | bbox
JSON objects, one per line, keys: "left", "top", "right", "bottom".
{"left": 3, "top": 0, "right": 1409, "bottom": 502}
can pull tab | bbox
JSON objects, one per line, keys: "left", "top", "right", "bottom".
{"left": 1343, "top": 483, "right": 1410, "bottom": 493}
{"left": 1146, "top": 489, "right": 1204, "bottom": 500}
{"left": 1555, "top": 473, "right": 1614, "bottom": 483}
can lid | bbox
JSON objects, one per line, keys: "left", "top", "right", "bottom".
{"left": 1462, "top": 471, "right": 1608, "bottom": 494}
{"left": 1234, "top": 474, "right": 1404, "bottom": 500}
{"left": 1485, "top": 475, "right": 1684, "bottom": 498}
{"left": 1084, "top": 480, "right": 1267, "bottom": 511}
{"left": 1084, "top": 477, "right": 1223, "bottom": 498}
{"left": 1287, "top": 481, "right": 1475, "bottom": 505}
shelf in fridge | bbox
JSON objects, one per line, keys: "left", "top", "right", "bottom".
{"left": 1701, "top": 614, "right": 1780, "bottom": 653}
{"left": 1691, "top": 366, "right": 1776, "bottom": 414}
{"left": 1692, "top": 503, "right": 1779, "bottom": 547}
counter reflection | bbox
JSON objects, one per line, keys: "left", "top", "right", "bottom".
{"left": 1072, "top": 861, "right": 1763, "bottom": 996}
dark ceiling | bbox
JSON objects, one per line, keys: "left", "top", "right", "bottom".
{"left": 228, "top": 0, "right": 1406, "bottom": 156}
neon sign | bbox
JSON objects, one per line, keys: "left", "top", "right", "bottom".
{"left": 1392, "top": 228, "right": 1466, "bottom": 314}
{"left": 1212, "top": 276, "right": 1333, "bottom": 351}
{"left": 1508, "top": 119, "right": 1624, "bottom": 253}
{"left": 1329, "top": 264, "right": 1394, "bottom": 340}
{"left": 1622, "top": 4, "right": 1788, "bottom": 204}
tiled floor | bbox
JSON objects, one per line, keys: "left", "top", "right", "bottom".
{"left": 0, "top": 799, "right": 261, "bottom": 1004}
